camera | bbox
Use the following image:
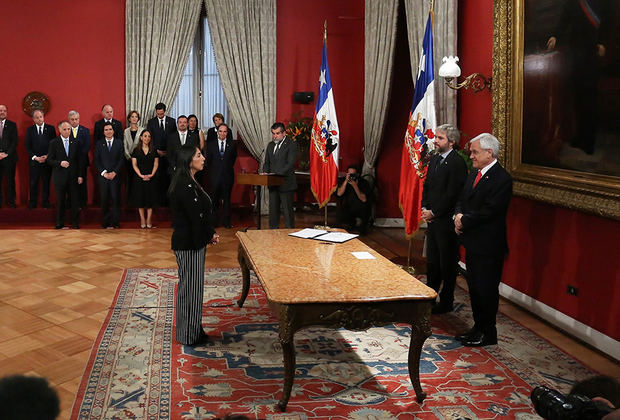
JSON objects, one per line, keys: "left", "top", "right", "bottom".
{"left": 531, "top": 385, "right": 613, "bottom": 420}
{"left": 348, "top": 173, "right": 358, "bottom": 182}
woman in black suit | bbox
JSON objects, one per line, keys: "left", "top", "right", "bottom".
{"left": 168, "top": 144, "right": 219, "bottom": 345}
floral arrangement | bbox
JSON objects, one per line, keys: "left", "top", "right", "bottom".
{"left": 285, "top": 112, "right": 313, "bottom": 170}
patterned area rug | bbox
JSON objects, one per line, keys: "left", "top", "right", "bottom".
{"left": 71, "top": 268, "right": 596, "bottom": 419}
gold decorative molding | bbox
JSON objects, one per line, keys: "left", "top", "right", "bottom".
{"left": 492, "top": 0, "right": 620, "bottom": 220}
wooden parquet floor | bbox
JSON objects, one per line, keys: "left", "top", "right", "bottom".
{"left": 0, "top": 214, "right": 617, "bottom": 418}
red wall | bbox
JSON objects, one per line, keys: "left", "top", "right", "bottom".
{"left": 0, "top": 0, "right": 126, "bottom": 205}
{"left": 504, "top": 198, "right": 620, "bottom": 339}
{"left": 458, "top": 0, "right": 620, "bottom": 340}
{"left": 457, "top": 0, "right": 494, "bottom": 139}
{"left": 276, "top": 0, "right": 365, "bottom": 171}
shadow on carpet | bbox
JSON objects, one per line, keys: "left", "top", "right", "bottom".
{"left": 71, "top": 268, "right": 596, "bottom": 419}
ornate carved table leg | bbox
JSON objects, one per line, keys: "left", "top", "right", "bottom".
{"left": 277, "top": 305, "right": 296, "bottom": 412}
{"left": 408, "top": 308, "right": 432, "bottom": 403}
{"left": 236, "top": 244, "right": 251, "bottom": 308}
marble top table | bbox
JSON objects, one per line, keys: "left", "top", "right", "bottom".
{"left": 236, "top": 229, "right": 437, "bottom": 411}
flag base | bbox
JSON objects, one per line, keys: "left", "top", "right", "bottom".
{"left": 390, "top": 258, "right": 417, "bottom": 276}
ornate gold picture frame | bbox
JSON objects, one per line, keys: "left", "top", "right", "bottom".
{"left": 492, "top": 0, "right": 620, "bottom": 220}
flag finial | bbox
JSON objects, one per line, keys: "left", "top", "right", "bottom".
{"left": 324, "top": 20, "right": 327, "bottom": 41}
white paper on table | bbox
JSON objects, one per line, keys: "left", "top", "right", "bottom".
{"left": 351, "top": 251, "right": 375, "bottom": 259}
{"left": 289, "top": 228, "right": 328, "bottom": 239}
{"left": 315, "top": 232, "right": 358, "bottom": 243}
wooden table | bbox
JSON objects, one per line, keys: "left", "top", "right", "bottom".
{"left": 236, "top": 229, "right": 437, "bottom": 411}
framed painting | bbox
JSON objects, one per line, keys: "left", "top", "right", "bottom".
{"left": 493, "top": 0, "right": 620, "bottom": 219}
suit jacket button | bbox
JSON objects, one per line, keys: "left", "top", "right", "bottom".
{"left": 199, "top": 213, "right": 203, "bottom": 218}
{"left": 194, "top": 197, "right": 198, "bottom": 201}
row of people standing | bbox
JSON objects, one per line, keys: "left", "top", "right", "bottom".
{"left": 95, "top": 102, "right": 237, "bottom": 229}
{"left": 0, "top": 101, "right": 237, "bottom": 229}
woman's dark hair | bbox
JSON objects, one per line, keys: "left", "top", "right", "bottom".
{"left": 0, "top": 375, "right": 60, "bottom": 420}
{"left": 188, "top": 114, "right": 199, "bottom": 129}
{"left": 137, "top": 129, "right": 154, "bottom": 153}
{"left": 168, "top": 145, "right": 201, "bottom": 197}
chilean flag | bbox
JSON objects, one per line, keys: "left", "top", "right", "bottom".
{"left": 398, "top": 12, "right": 436, "bottom": 238}
{"left": 310, "top": 38, "right": 339, "bottom": 208}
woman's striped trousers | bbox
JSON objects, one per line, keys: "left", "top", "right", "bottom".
{"left": 174, "top": 247, "right": 206, "bottom": 345}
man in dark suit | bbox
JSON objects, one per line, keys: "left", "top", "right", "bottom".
{"left": 166, "top": 115, "right": 199, "bottom": 174}
{"left": 47, "top": 121, "right": 84, "bottom": 229}
{"left": 421, "top": 124, "right": 468, "bottom": 314}
{"left": 454, "top": 133, "right": 513, "bottom": 347}
{"left": 205, "top": 123, "right": 237, "bottom": 228}
{"left": 93, "top": 104, "right": 123, "bottom": 142}
{"left": 0, "top": 104, "right": 18, "bottom": 208}
{"left": 147, "top": 102, "right": 177, "bottom": 204}
{"left": 262, "top": 122, "right": 298, "bottom": 229}
{"left": 94, "top": 122, "right": 124, "bottom": 228}
{"left": 25, "top": 110, "right": 56, "bottom": 209}
{"left": 205, "top": 112, "right": 232, "bottom": 144}
{"left": 68, "top": 110, "right": 91, "bottom": 208}
{"left": 146, "top": 102, "right": 176, "bottom": 155}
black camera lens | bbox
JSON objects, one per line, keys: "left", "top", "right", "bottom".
{"left": 531, "top": 385, "right": 613, "bottom": 420}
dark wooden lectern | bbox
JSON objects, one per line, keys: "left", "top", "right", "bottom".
{"left": 236, "top": 173, "right": 283, "bottom": 229}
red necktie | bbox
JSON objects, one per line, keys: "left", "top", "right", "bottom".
{"left": 473, "top": 170, "right": 482, "bottom": 188}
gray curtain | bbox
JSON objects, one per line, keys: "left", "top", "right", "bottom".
{"left": 125, "top": 0, "right": 202, "bottom": 120}
{"left": 203, "top": 0, "right": 276, "bottom": 162}
{"left": 404, "top": 0, "right": 458, "bottom": 126}
{"left": 363, "top": 0, "right": 399, "bottom": 177}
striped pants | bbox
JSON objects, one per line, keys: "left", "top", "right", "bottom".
{"left": 174, "top": 247, "right": 206, "bottom": 345}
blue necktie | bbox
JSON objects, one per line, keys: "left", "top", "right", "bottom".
{"left": 220, "top": 141, "right": 225, "bottom": 157}
{"left": 107, "top": 140, "right": 112, "bottom": 151}
{"left": 64, "top": 139, "right": 69, "bottom": 156}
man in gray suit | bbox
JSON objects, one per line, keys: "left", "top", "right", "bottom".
{"left": 262, "top": 122, "right": 298, "bottom": 229}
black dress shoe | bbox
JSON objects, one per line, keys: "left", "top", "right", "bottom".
{"left": 224, "top": 224, "right": 232, "bottom": 229}
{"left": 72, "top": 224, "right": 80, "bottom": 229}
{"left": 8, "top": 203, "right": 17, "bottom": 208}
{"left": 461, "top": 331, "right": 497, "bottom": 347}
{"left": 54, "top": 224, "right": 64, "bottom": 230}
{"left": 431, "top": 303, "right": 454, "bottom": 314}
{"left": 455, "top": 328, "right": 478, "bottom": 342}
{"left": 42, "top": 202, "right": 52, "bottom": 209}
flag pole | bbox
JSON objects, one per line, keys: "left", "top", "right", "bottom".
{"left": 315, "top": 19, "right": 328, "bottom": 231}
{"left": 324, "top": 206, "right": 328, "bottom": 227}
{"left": 429, "top": 0, "right": 435, "bottom": 26}
{"left": 407, "top": 238, "right": 412, "bottom": 267}
{"left": 323, "top": 18, "right": 327, "bottom": 227}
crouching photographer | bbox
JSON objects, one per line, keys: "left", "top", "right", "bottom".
{"left": 336, "top": 165, "right": 372, "bottom": 234}
{"left": 531, "top": 375, "right": 620, "bottom": 420}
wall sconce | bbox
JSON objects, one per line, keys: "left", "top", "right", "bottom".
{"left": 438, "top": 56, "right": 492, "bottom": 93}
